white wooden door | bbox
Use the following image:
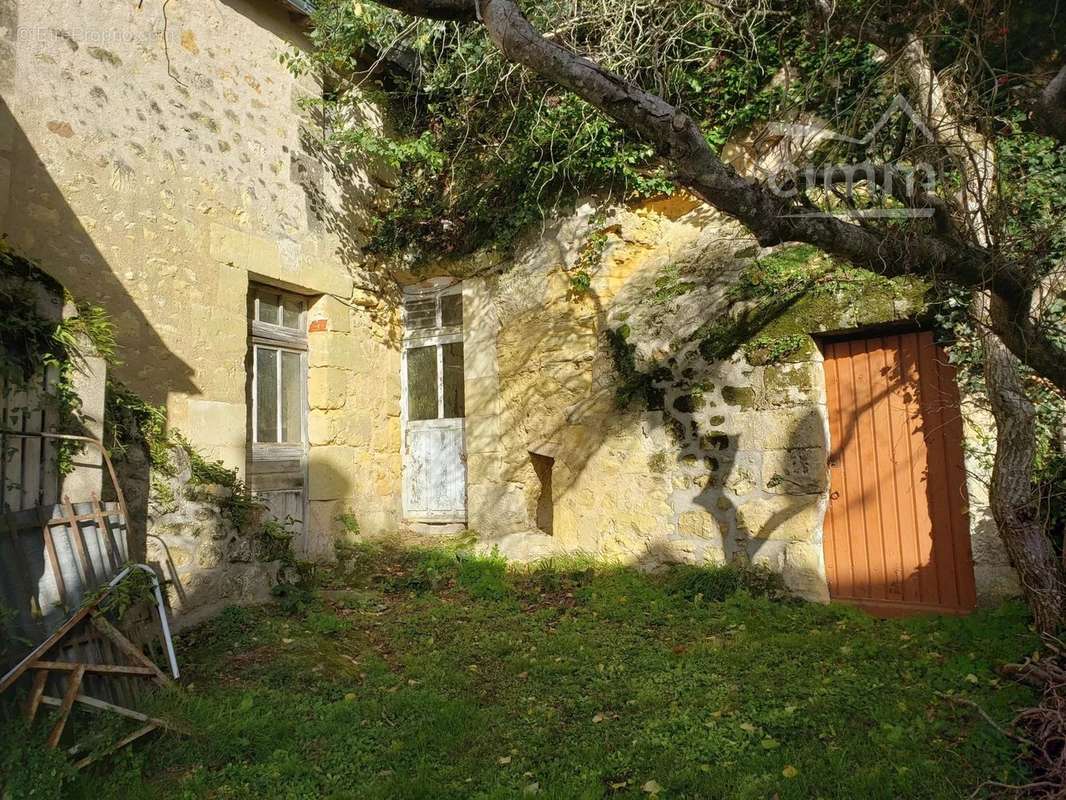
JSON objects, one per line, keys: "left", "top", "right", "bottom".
{"left": 402, "top": 282, "right": 466, "bottom": 523}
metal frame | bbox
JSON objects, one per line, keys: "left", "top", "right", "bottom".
{"left": 0, "top": 430, "right": 178, "bottom": 682}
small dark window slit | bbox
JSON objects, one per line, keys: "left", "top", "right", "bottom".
{"left": 530, "top": 452, "right": 554, "bottom": 536}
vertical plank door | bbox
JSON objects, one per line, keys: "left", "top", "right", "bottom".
{"left": 822, "top": 331, "right": 976, "bottom": 615}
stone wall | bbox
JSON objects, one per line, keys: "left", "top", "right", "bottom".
{"left": 0, "top": 0, "right": 404, "bottom": 556}
{"left": 459, "top": 194, "right": 1018, "bottom": 604}
{"left": 141, "top": 445, "right": 296, "bottom": 629}
{"left": 0, "top": 0, "right": 1019, "bottom": 608}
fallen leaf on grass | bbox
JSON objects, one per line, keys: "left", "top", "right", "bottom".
{"left": 782, "top": 765, "right": 798, "bottom": 778}
{"left": 642, "top": 779, "right": 662, "bottom": 795}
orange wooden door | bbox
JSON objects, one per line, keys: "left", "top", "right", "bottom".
{"left": 822, "top": 331, "right": 976, "bottom": 615}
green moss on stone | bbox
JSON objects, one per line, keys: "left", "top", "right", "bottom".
{"left": 694, "top": 246, "right": 930, "bottom": 366}
{"left": 721, "top": 385, "right": 756, "bottom": 408}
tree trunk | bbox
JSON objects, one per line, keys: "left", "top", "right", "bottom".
{"left": 983, "top": 328, "right": 1065, "bottom": 633}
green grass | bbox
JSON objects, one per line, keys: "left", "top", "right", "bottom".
{"left": 6, "top": 543, "right": 1039, "bottom": 799}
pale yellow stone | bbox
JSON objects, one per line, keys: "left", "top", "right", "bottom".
{"left": 743, "top": 409, "right": 826, "bottom": 450}
{"left": 184, "top": 400, "right": 246, "bottom": 468}
{"left": 331, "top": 412, "right": 372, "bottom": 446}
{"left": 761, "top": 448, "right": 827, "bottom": 494}
{"left": 309, "top": 333, "right": 358, "bottom": 370}
{"left": 310, "top": 295, "right": 351, "bottom": 334}
{"left": 735, "top": 496, "right": 822, "bottom": 541}
{"left": 308, "top": 446, "right": 356, "bottom": 500}
{"left": 782, "top": 541, "right": 830, "bottom": 602}
{"left": 307, "top": 412, "right": 334, "bottom": 446}
{"left": 308, "top": 367, "right": 347, "bottom": 411}
{"left": 677, "top": 510, "right": 722, "bottom": 539}
{"left": 725, "top": 466, "right": 756, "bottom": 496}
{"left": 465, "top": 412, "right": 503, "bottom": 455}
{"left": 370, "top": 416, "right": 400, "bottom": 453}
{"left": 215, "top": 264, "right": 247, "bottom": 309}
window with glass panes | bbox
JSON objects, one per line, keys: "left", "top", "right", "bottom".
{"left": 403, "top": 286, "right": 465, "bottom": 421}
{"left": 249, "top": 287, "right": 307, "bottom": 447}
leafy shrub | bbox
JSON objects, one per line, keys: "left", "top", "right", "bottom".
{"left": 667, "top": 562, "right": 788, "bottom": 603}
{"left": 336, "top": 511, "right": 360, "bottom": 536}
{"left": 271, "top": 583, "right": 315, "bottom": 616}
{"left": 0, "top": 719, "right": 76, "bottom": 798}
{"left": 256, "top": 517, "right": 296, "bottom": 563}
{"left": 1, "top": 246, "right": 122, "bottom": 476}
{"left": 390, "top": 548, "right": 460, "bottom": 593}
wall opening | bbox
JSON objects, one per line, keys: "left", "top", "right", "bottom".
{"left": 530, "top": 452, "right": 554, "bottom": 535}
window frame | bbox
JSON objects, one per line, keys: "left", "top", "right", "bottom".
{"left": 402, "top": 282, "right": 465, "bottom": 423}
{"left": 249, "top": 286, "right": 309, "bottom": 460}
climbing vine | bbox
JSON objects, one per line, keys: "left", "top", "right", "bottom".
{"left": 0, "top": 245, "right": 118, "bottom": 478}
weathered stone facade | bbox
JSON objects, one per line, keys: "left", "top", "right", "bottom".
{"left": 0, "top": 0, "right": 1018, "bottom": 609}
{"left": 456, "top": 195, "right": 1018, "bottom": 604}
{"left": 142, "top": 445, "right": 295, "bottom": 627}
{"left": 0, "top": 0, "right": 403, "bottom": 564}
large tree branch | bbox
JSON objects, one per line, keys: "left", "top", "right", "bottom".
{"left": 473, "top": 1, "right": 994, "bottom": 281}
{"left": 1034, "top": 63, "right": 1066, "bottom": 144}
{"left": 369, "top": 0, "right": 1066, "bottom": 392}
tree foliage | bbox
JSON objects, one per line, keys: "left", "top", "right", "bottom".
{"left": 293, "top": 0, "right": 893, "bottom": 260}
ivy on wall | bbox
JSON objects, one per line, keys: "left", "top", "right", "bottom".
{"left": 0, "top": 244, "right": 117, "bottom": 476}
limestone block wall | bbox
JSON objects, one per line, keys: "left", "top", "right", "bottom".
{"left": 142, "top": 446, "right": 294, "bottom": 629}
{"left": 463, "top": 195, "right": 1017, "bottom": 604}
{"left": 305, "top": 294, "right": 402, "bottom": 556}
{"left": 0, "top": 0, "right": 403, "bottom": 552}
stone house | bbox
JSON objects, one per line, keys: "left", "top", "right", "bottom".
{"left": 0, "top": 0, "right": 1018, "bottom": 616}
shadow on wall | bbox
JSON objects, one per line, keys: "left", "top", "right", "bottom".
{"left": 466, "top": 221, "right": 831, "bottom": 578}
{"left": 816, "top": 334, "right": 978, "bottom": 611}
{"left": 0, "top": 95, "right": 201, "bottom": 555}
{"left": 0, "top": 99, "right": 199, "bottom": 407}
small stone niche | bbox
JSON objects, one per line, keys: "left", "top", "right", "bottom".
{"left": 529, "top": 452, "right": 555, "bottom": 536}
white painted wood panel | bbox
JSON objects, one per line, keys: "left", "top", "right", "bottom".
{"left": 401, "top": 281, "right": 467, "bottom": 523}
{"left": 403, "top": 421, "right": 466, "bottom": 521}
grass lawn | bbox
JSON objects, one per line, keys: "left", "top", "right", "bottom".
{"left": 5, "top": 542, "right": 1039, "bottom": 799}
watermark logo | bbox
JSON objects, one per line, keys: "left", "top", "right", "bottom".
{"left": 14, "top": 26, "right": 143, "bottom": 47}
{"left": 767, "top": 95, "right": 938, "bottom": 219}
